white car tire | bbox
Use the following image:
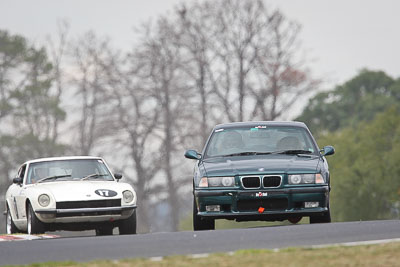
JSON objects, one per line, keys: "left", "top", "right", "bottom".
{"left": 6, "top": 206, "right": 18, "bottom": 234}
{"left": 27, "top": 203, "right": 45, "bottom": 234}
{"left": 95, "top": 226, "right": 113, "bottom": 236}
{"left": 119, "top": 210, "right": 137, "bottom": 235}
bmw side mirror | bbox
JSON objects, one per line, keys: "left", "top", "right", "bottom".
{"left": 184, "top": 150, "right": 201, "bottom": 160}
{"left": 114, "top": 173, "right": 123, "bottom": 180}
{"left": 13, "top": 177, "right": 23, "bottom": 184}
{"left": 321, "top": 146, "right": 335, "bottom": 156}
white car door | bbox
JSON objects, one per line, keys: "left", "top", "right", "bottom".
{"left": 12, "top": 164, "right": 28, "bottom": 221}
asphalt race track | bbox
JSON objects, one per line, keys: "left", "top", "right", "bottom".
{"left": 1, "top": 220, "right": 400, "bottom": 266}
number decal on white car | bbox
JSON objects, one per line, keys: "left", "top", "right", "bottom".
{"left": 95, "top": 189, "right": 117, "bottom": 197}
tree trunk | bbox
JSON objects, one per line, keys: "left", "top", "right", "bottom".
{"left": 163, "top": 80, "right": 180, "bottom": 231}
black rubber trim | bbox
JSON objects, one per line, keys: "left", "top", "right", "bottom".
{"left": 195, "top": 191, "right": 228, "bottom": 197}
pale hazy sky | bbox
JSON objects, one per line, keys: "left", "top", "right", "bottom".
{"left": 1, "top": 0, "right": 399, "bottom": 89}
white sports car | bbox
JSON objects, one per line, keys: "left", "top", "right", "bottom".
{"left": 4, "top": 156, "right": 137, "bottom": 236}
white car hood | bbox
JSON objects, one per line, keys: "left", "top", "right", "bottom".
{"left": 35, "top": 181, "right": 130, "bottom": 202}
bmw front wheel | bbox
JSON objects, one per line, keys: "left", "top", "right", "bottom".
{"left": 193, "top": 199, "right": 215, "bottom": 231}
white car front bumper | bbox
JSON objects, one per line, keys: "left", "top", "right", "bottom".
{"left": 35, "top": 204, "right": 136, "bottom": 223}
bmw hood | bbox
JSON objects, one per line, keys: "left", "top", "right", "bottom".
{"left": 201, "top": 155, "right": 321, "bottom": 177}
{"left": 34, "top": 181, "right": 131, "bottom": 202}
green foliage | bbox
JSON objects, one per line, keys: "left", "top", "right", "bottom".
{"left": 298, "top": 69, "right": 400, "bottom": 222}
{"left": 319, "top": 107, "right": 400, "bottom": 221}
{"left": 297, "top": 69, "right": 400, "bottom": 135}
{"left": 0, "top": 30, "right": 67, "bottom": 176}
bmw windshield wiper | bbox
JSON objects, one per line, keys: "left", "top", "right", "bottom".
{"left": 37, "top": 175, "right": 72, "bottom": 183}
{"left": 222, "top": 151, "right": 272, "bottom": 157}
{"left": 81, "top": 174, "right": 109, "bottom": 180}
{"left": 220, "top": 150, "right": 313, "bottom": 157}
{"left": 222, "top": 152, "right": 257, "bottom": 157}
{"left": 272, "top": 150, "right": 313, "bottom": 155}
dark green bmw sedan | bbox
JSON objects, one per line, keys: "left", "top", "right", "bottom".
{"left": 185, "top": 121, "right": 335, "bottom": 231}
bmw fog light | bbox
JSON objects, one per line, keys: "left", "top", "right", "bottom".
{"left": 304, "top": 202, "right": 319, "bottom": 208}
{"left": 38, "top": 194, "right": 50, "bottom": 207}
{"left": 123, "top": 190, "right": 134, "bottom": 203}
{"left": 206, "top": 205, "right": 220, "bottom": 212}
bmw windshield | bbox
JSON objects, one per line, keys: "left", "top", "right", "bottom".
{"left": 204, "top": 126, "right": 318, "bottom": 158}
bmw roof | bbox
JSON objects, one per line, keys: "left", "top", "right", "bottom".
{"left": 214, "top": 121, "right": 308, "bottom": 130}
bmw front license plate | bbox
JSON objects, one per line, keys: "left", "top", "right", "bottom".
{"left": 255, "top": 192, "right": 268, "bottom": 197}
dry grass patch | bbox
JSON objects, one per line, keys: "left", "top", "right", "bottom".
{"left": 9, "top": 241, "right": 400, "bottom": 267}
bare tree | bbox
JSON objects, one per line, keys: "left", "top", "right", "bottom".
{"left": 174, "top": 0, "right": 316, "bottom": 123}
{"left": 135, "top": 17, "right": 193, "bottom": 231}
{"left": 207, "top": 0, "right": 271, "bottom": 122}
{"left": 69, "top": 32, "right": 116, "bottom": 155}
{"left": 176, "top": 2, "right": 218, "bottom": 147}
{"left": 47, "top": 20, "right": 70, "bottom": 143}
{"left": 250, "top": 10, "right": 318, "bottom": 120}
{"left": 102, "top": 50, "right": 163, "bottom": 232}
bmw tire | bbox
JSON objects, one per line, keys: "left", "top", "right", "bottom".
{"left": 193, "top": 199, "right": 215, "bottom": 231}
{"left": 95, "top": 225, "right": 114, "bottom": 236}
{"left": 310, "top": 201, "right": 331, "bottom": 224}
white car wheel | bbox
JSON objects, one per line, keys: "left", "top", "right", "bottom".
{"left": 6, "top": 211, "right": 12, "bottom": 234}
{"left": 6, "top": 207, "right": 17, "bottom": 234}
{"left": 27, "top": 204, "right": 45, "bottom": 234}
{"left": 27, "top": 208, "right": 32, "bottom": 234}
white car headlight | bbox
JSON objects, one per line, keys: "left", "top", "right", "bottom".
{"left": 38, "top": 194, "right": 50, "bottom": 207}
{"left": 199, "top": 177, "right": 235, "bottom": 187}
{"left": 123, "top": 190, "right": 134, "bottom": 203}
{"left": 288, "top": 174, "right": 325, "bottom": 184}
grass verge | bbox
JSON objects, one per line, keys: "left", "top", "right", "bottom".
{"left": 5, "top": 241, "right": 400, "bottom": 267}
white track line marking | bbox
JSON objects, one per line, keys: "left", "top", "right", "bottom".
{"left": 191, "top": 253, "right": 210, "bottom": 258}
{"left": 310, "top": 238, "right": 400, "bottom": 249}
{"left": 149, "top": 257, "right": 163, "bottom": 261}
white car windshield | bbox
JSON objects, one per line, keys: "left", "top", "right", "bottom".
{"left": 204, "top": 126, "right": 318, "bottom": 158}
{"left": 26, "top": 159, "right": 114, "bottom": 184}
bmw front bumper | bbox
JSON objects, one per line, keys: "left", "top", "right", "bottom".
{"left": 195, "top": 186, "right": 329, "bottom": 221}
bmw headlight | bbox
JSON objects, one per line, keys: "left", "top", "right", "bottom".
{"left": 199, "top": 177, "right": 235, "bottom": 187}
{"left": 123, "top": 190, "right": 134, "bottom": 203}
{"left": 38, "top": 194, "right": 50, "bottom": 207}
{"left": 288, "top": 174, "right": 325, "bottom": 184}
